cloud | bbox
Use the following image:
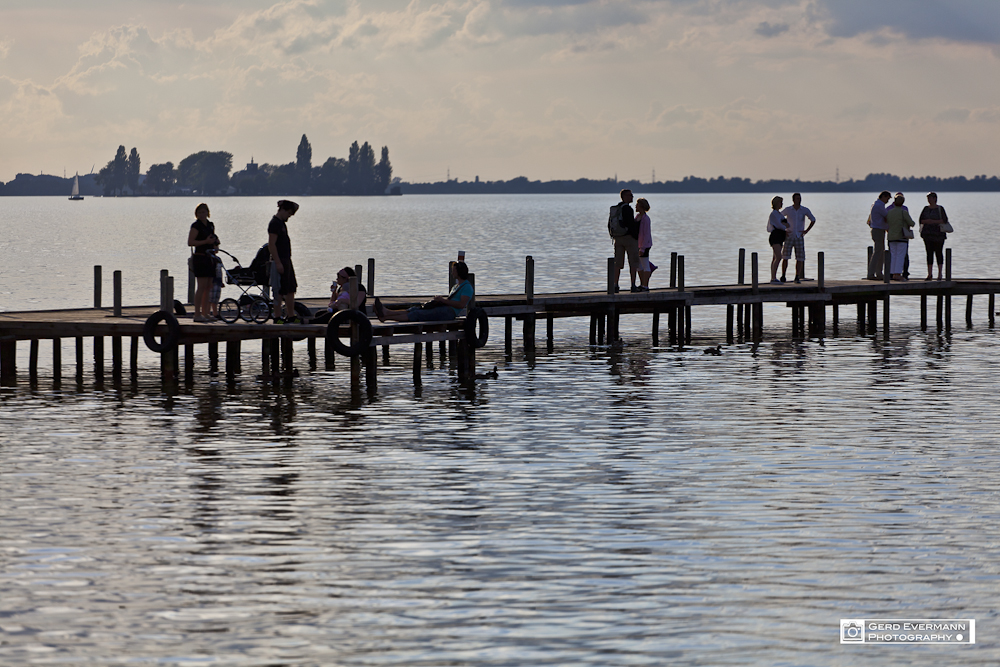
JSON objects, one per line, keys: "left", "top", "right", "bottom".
{"left": 755, "top": 21, "right": 788, "bottom": 38}
{"left": 815, "top": 0, "right": 1000, "bottom": 45}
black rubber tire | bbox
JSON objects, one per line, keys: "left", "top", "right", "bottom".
{"left": 173, "top": 300, "right": 187, "bottom": 316}
{"left": 143, "top": 311, "right": 180, "bottom": 352}
{"left": 294, "top": 301, "right": 312, "bottom": 320}
{"left": 219, "top": 298, "right": 240, "bottom": 323}
{"left": 464, "top": 307, "right": 489, "bottom": 348}
{"left": 327, "top": 309, "right": 373, "bottom": 357}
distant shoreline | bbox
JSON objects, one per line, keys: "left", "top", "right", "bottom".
{"left": 3, "top": 171, "right": 999, "bottom": 196}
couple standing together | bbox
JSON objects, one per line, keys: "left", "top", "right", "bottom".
{"left": 767, "top": 193, "right": 817, "bottom": 284}
{"left": 610, "top": 189, "right": 655, "bottom": 293}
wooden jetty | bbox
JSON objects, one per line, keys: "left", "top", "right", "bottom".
{"left": 1, "top": 249, "right": 998, "bottom": 391}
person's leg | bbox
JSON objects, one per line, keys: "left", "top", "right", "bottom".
{"left": 625, "top": 238, "right": 640, "bottom": 289}
{"left": 924, "top": 238, "right": 934, "bottom": 280}
{"left": 902, "top": 247, "right": 909, "bottom": 278}
{"left": 195, "top": 276, "right": 212, "bottom": 319}
{"left": 284, "top": 294, "right": 296, "bottom": 319}
{"left": 613, "top": 239, "right": 625, "bottom": 290}
{"left": 770, "top": 245, "right": 781, "bottom": 281}
{"left": 869, "top": 228, "right": 884, "bottom": 279}
{"left": 936, "top": 240, "right": 945, "bottom": 279}
{"left": 794, "top": 238, "right": 805, "bottom": 281}
{"left": 781, "top": 238, "right": 792, "bottom": 280}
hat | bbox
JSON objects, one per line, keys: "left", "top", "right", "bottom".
{"left": 894, "top": 192, "right": 904, "bottom": 198}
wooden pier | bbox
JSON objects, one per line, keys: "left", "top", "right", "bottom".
{"left": 1, "top": 250, "right": 998, "bottom": 391}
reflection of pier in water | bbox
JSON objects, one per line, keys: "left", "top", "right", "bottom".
{"left": 1, "top": 248, "right": 997, "bottom": 392}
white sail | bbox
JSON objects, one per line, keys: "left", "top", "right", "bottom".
{"left": 71, "top": 175, "right": 80, "bottom": 197}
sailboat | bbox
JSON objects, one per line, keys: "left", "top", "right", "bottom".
{"left": 68, "top": 173, "right": 84, "bottom": 201}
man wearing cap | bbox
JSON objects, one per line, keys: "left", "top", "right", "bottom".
{"left": 867, "top": 190, "right": 891, "bottom": 280}
{"left": 779, "top": 193, "right": 816, "bottom": 283}
{"left": 267, "top": 199, "right": 301, "bottom": 324}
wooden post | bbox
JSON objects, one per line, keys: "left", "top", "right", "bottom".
{"left": 867, "top": 245, "right": 873, "bottom": 274}
{"left": 883, "top": 254, "right": 891, "bottom": 284}
{"left": 365, "top": 347, "right": 377, "bottom": 394}
{"left": 684, "top": 304, "right": 692, "bottom": 346}
{"left": 832, "top": 303, "right": 839, "bottom": 327}
{"left": 990, "top": 293, "right": 995, "bottom": 329}
{"left": 966, "top": 295, "right": 973, "bottom": 328}
{"left": 597, "top": 314, "right": 605, "bottom": 345}
{"left": 383, "top": 343, "right": 391, "bottom": 366}
{"left": 281, "top": 337, "right": 293, "bottom": 374}
{"left": 112, "top": 335, "right": 122, "bottom": 385}
{"left": 936, "top": 295, "right": 944, "bottom": 331}
{"left": 589, "top": 314, "right": 597, "bottom": 345}
{"left": 367, "top": 258, "right": 375, "bottom": 296}
{"left": 270, "top": 339, "right": 280, "bottom": 380}
{"left": 726, "top": 305, "right": 734, "bottom": 344}
{"left": 946, "top": 247, "right": 952, "bottom": 281}
{"left": 751, "top": 252, "right": 759, "bottom": 295}
{"left": 920, "top": 294, "right": 928, "bottom": 330}
{"left": 76, "top": 336, "right": 84, "bottom": 383}
{"left": 652, "top": 311, "right": 659, "bottom": 346}
{"left": 505, "top": 316, "right": 513, "bottom": 354}
{"left": 667, "top": 308, "right": 676, "bottom": 346}
{"left": 184, "top": 343, "right": 194, "bottom": 385}
{"left": 94, "top": 265, "right": 102, "bottom": 309}
{"left": 857, "top": 302, "right": 865, "bottom": 334}
{"left": 546, "top": 315, "right": 554, "bottom": 350}
{"left": 883, "top": 294, "right": 890, "bottom": 341}
{"left": 130, "top": 336, "right": 138, "bottom": 382}
{"left": 669, "top": 252, "right": 677, "bottom": 288}
{"left": 868, "top": 301, "right": 877, "bottom": 334}
{"left": 737, "top": 300, "right": 744, "bottom": 339}
{"left": 262, "top": 339, "right": 271, "bottom": 377}
{"left": 307, "top": 337, "right": 317, "bottom": 370}
{"left": 945, "top": 248, "right": 952, "bottom": 330}
{"left": 754, "top": 302, "right": 764, "bottom": 341}
{"left": 524, "top": 256, "right": 536, "bottom": 349}
{"left": 738, "top": 248, "right": 746, "bottom": 285}
{"left": 29, "top": 339, "right": 38, "bottom": 384}
{"left": 113, "top": 270, "right": 122, "bottom": 317}
{"left": 208, "top": 342, "right": 219, "bottom": 374}
{"left": 817, "top": 252, "right": 825, "bottom": 292}
{"left": 412, "top": 342, "right": 422, "bottom": 384}
{"left": 226, "top": 341, "right": 241, "bottom": 378}
{"left": 792, "top": 306, "right": 799, "bottom": 336}
{"left": 607, "top": 258, "right": 616, "bottom": 294}
{"left": 160, "top": 269, "right": 169, "bottom": 311}
{"left": 325, "top": 325, "right": 336, "bottom": 370}
{"left": 53, "top": 338, "right": 62, "bottom": 385}
{"left": 677, "top": 255, "right": 685, "bottom": 292}
{"left": 94, "top": 336, "right": 105, "bottom": 384}
{"left": 0, "top": 339, "right": 14, "bottom": 384}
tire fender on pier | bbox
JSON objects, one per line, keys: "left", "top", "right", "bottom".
{"left": 327, "top": 309, "right": 373, "bottom": 357}
{"left": 464, "top": 307, "right": 489, "bottom": 348}
{"left": 143, "top": 311, "right": 180, "bottom": 352}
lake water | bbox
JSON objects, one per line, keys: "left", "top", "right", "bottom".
{"left": 2, "top": 194, "right": 1000, "bottom": 665}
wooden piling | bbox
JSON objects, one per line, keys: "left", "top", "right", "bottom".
{"left": 669, "top": 252, "right": 677, "bottom": 288}
{"left": 990, "top": 293, "right": 995, "bottom": 329}
{"left": 966, "top": 295, "right": 973, "bottom": 328}
{"left": 130, "top": 336, "right": 138, "bottom": 382}
{"left": 412, "top": 342, "right": 422, "bottom": 384}
{"left": 29, "top": 339, "right": 38, "bottom": 384}
{"left": 112, "top": 336, "right": 122, "bottom": 385}
{"left": 184, "top": 343, "right": 194, "bottom": 385}
{"left": 53, "top": 338, "right": 62, "bottom": 385}
{"left": 262, "top": 339, "right": 271, "bottom": 377}
{"left": 818, "top": 252, "right": 825, "bottom": 292}
{"left": 738, "top": 248, "right": 746, "bottom": 285}
{"left": 365, "top": 347, "right": 377, "bottom": 394}
{"left": 505, "top": 316, "right": 513, "bottom": 353}
{"left": 113, "top": 270, "right": 122, "bottom": 317}
{"left": 936, "top": 295, "right": 944, "bottom": 331}
{"left": 883, "top": 293, "right": 890, "bottom": 341}
{"left": 921, "top": 294, "right": 928, "bottom": 330}
{"left": 94, "top": 336, "right": 105, "bottom": 384}
{"left": 546, "top": 314, "right": 554, "bottom": 350}
{"left": 726, "top": 305, "right": 734, "bottom": 344}
{"left": 227, "top": 340, "right": 241, "bottom": 378}
{"left": 0, "top": 339, "right": 14, "bottom": 384}
{"left": 751, "top": 252, "right": 759, "bottom": 295}
{"left": 76, "top": 337, "right": 84, "bottom": 383}
{"left": 367, "top": 258, "right": 375, "bottom": 296}
{"left": 94, "top": 265, "right": 102, "bottom": 309}
{"left": 857, "top": 302, "right": 865, "bottom": 334}
{"left": 209, "top": 342, "right": 219, "bottom": 374}
{"left": 867, "top": 301, "right": 877, "bottom": 334}
{"left": 946, "top": 249, "right": 952, "bottom": 330}
{"left": 652, "top": 311, "right": 660, "bottom": 346}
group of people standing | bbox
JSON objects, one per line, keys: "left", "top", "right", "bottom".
{"left": 867, "top": 191, "right": 950, "bottom": 282}
{"left": 766, "top": 192, "right": 817, "bottom": 284}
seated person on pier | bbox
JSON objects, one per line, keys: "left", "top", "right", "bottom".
{"left": 373, "top": 261, "right": 473, "bottom": 323}
{"left": 310, "top": 267, "right": 367, "bottom": 324}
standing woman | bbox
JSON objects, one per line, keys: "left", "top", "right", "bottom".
{"left": 767, "top": 196, "right": 788, "bottom": 284}
{"left": 635, "top": 198, "right": 654, "bottom": 291}
{"left": 886, "top": 193, "right": 915, "bottom": 281}
{"left": 187, "top": 203, "right": 218, "bottom": 322}
{"left": 919, "top": 192, "right": 949, "bottom": 281}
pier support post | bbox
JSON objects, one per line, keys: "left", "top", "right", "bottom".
{"left": 589, "top": 315, "right": 597, "bottom": 346}
{"left": 946, "top": 248, "right": 952, "bottom": 331}
{"left": 94, "top": 336, "right": 105, "bottom": 384}
{"left": 652, "top": 311, "right": 659, "bottom": 346}
{"left": 130, "top": 336, "right": 138, "bottom": 382}
{"left": 670, "top": 252, "right": 677, "bottom": 288}
{"left": 738, "top": 248, "right": 746, "bottom": 286}
{"left": 966, "top": 295, "right": 974, "bottom": 328}
{"left": 754, "top": 302, "right": 764, "bottom": 341}
{"left": 506, "top": 316, "right": 513, "bottom": 354}
{"left": 818, "top": 252, "right": 825, "bottom": 293}
{"left": 921, "top": 294, "right": 928, "bottom": 330}
{"left": 726, "top": 305, "right": 734, "bottom": 344}
{"left": 883, "top": 294, "right": 890, "bottom": 341}
{"left": 270, "top": 339, "right": 280, "bottom": 380}
{"left": 325, "top": 329, "right": 336, "bottom": 370}
{"left": 867, "top": 301, "right": 877, "bottom": 334}
{"left": 94, "top": 265, "right": 102, "bottom": 309}
{"left": 684, "top": 304, "right": 692, "bottom": 346}
{"left": 0, "top": 339, "right": 15, "bottom": 385}
{"left": 76, "top": 337, "right": 84, "bottom": 384}
{"left": 737, "top": 302, "right": 744, "bottom": 339}
{"left": 53, "top": 338, "right": 62, "bottom": 386}
{"left": 547, "top": 315, "right": 554, "bottom": 351}
{"left": 226, "top": 341, "right": 241, "bottom": 379}
{"left": 365, "top": 346, "right": 377, "bottom": 394}
{"left": 113, "top": 270, "right": 122, "bottom": 317}
{"left": 367, "top": 258, "right": 375, "bottom": 296}
{"left": 857, "top": 302, "right": 865, "bottom": 335}
{"left": 281, "top": 337, "right": 294, "bottom": 375}
{"left": 112, "top": 335, "right": 122, "bottom": 386}
{"left": 184, "top": 344, "right": 194, "bottom": 385}
{"left": 936, "top": 295, "right": 944, "bottom": 331}
{"left": 307, "top": 338, "right": 317, "bottom": 370}
{"left": 597, "top": 314, "right": 605, "bottom": 345}
{"left": 990, "top": 293, "right": 996, "bottom": 329}
{"left": 29, "top": 339, "right": 38, "bottom": 384}
{"left": 412, "top": 342, "right": 422, "bottom": 385}
{"left": 262, "top": 339, "right": 271, "bottom": 377}
{"left": 209, "top": 342, "right": 219, "bottom": 374}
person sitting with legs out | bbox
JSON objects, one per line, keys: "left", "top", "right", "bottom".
{"left": 374, "top": 261, "right": 474, "bottom": 323}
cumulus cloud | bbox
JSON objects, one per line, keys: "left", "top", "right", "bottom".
{"left": 755, "top": 21, "right": 788, "bottom": 38}
{"left": 815, "top": 0, "right": 1000, "bottom": 45}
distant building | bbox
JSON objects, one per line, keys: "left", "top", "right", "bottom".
{"left": 245, "top": 157, "right": 258, "bottom": 174}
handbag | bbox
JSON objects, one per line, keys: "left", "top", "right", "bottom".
{"left": 940, "top": 222, "right": 954, "bottom": 233}
{"left": 903, "top": 227, "right": 914, "bottom": 240}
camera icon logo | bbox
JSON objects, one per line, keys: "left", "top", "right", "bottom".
{"left": 841, "top": 619, "right": 865, "bottom": 643}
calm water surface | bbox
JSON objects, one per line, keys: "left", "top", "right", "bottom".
{"left": 2, "top": 195, "right": 1000, "bottom": 665}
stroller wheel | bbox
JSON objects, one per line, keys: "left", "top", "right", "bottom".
{"left": 219, "top": 298, "right": 240, "bottom": 324}
{"left": 250, "top": 297, "right": 272, "bottom": 323}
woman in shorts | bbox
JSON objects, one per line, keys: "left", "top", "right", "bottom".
{"left": 187, "top": 203, "right": 218, "bottom": 321}
{"left": 767, "top": 196, "right": 788, "bottom": 284}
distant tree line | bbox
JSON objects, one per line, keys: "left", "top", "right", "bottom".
{"left": 399, "top": 172, "right": 1000, "bottom": 195}
{"left": 0, "top": 136, "right": 394, "bottom": 197}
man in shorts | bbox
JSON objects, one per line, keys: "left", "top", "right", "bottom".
{"left": 267, "top": 199, "right": 301, "bottom": 323}
{"left": 780, "top": 193, "right": 816, "bottom": 284}
{"left": 611, "top": 189, "right": 640, "bottom": 292}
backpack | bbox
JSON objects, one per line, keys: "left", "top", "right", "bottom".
{"left": 608, "top": 203, "right": 629, "bottom": 238}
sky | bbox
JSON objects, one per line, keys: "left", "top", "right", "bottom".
{"left": 1, "top": 0, "right": 999, "bottom": 184}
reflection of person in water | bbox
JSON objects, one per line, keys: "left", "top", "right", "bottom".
{"left": 310, "top": 267, "right": 367, "bottom": 324}
{"left": 374, "top": 261, "right": 473, "bottom": 322}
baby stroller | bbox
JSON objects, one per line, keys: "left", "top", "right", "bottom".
{"left": 216, "top": 245, "right": 273, "bottom": 323}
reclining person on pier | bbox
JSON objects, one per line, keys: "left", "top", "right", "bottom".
{"left": 310, "top": 266, "right": 367, "bottom": 324}
{"left": 373, "top": 261, "right": 473, "bottom": 323}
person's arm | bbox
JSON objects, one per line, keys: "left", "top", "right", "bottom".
{"left": 268, "top": 233, "right": 283, "bottom": 274}
{"left": 188, "top": 225, "right": 216, "bottom": 249}
{"left": 432, "top": 284, "right": 472, "bottom": 309}
{"left": 803, "top": 209, "right": 816, "bottom": 235}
